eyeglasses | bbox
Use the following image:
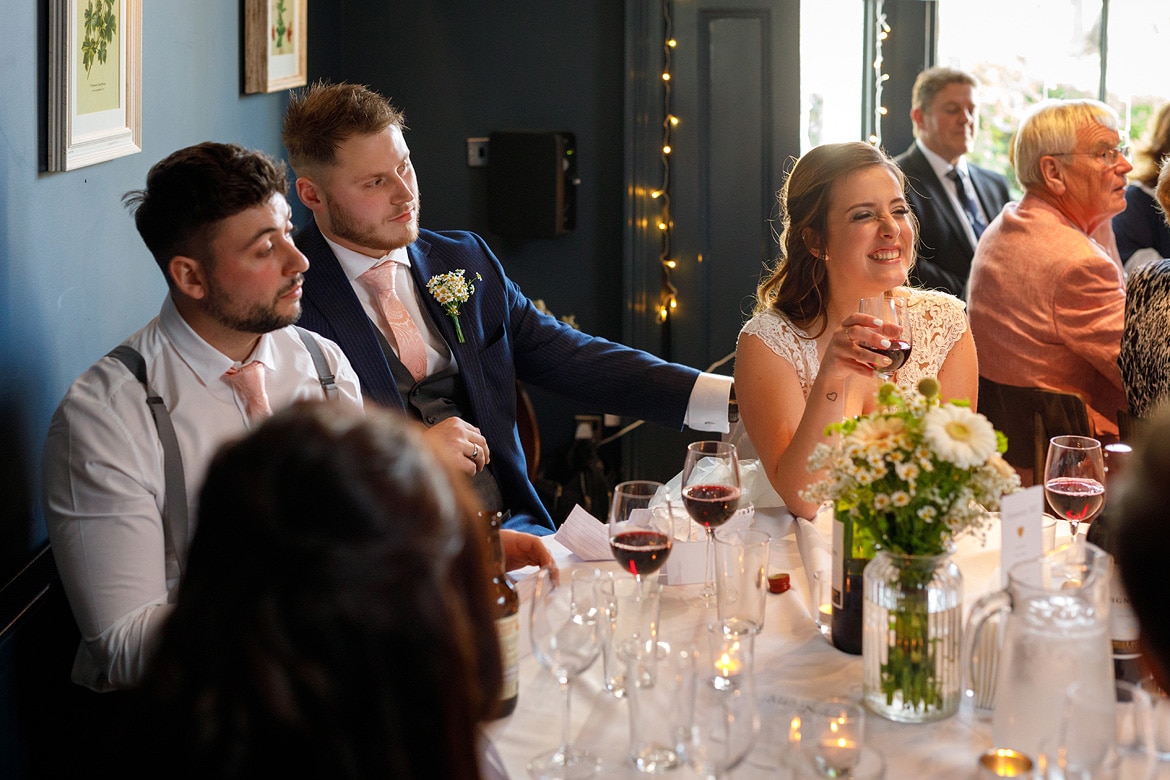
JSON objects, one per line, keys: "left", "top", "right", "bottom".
{"left": 1047, "top": 145, "right": 1131, "bottom": 166}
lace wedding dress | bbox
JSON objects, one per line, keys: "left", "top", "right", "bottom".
{"left": 728, "top": 287, "right": 969, "bottom": 507}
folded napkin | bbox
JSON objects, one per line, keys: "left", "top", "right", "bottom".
{"left": 794, "top": 502, "right": 834, "bottom": 606}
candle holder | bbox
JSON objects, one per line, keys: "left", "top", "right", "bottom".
{"left": 809, "top": 699, "right": 865, "bottom": 778}
{"left": 707, "top": 620, "right": 753, "bottom": 692}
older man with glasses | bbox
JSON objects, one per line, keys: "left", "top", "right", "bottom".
{"left": 967, "top": 98, "right": 1131, "bottom": 438}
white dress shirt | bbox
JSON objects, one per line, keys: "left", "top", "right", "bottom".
{"left": 42, "top": 295, "right": 363, "bottom": 690}
{"left": 916, "top": 139, "right": 988, "bottom": 250}
{"left": 323, "top": 236, "right": 733, "bottom": 432}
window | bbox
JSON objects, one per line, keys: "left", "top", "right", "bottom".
{"left": 801, "top": 0, "right": 866, "bottom": 152}
{"left": 936, "top": 0, "right": 1170, "bottom": 185}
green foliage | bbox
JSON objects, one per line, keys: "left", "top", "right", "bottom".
{"left": 81, "top": 0, "right": 117, "bottom": 78}
{"left": 273, "top": 0, "right": 289, "bottom": 52}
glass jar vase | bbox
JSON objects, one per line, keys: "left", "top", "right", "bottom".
{"left": 862, "top": 550, "right": 962, "bottom": 723}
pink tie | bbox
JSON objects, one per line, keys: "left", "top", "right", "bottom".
{"left": 359, "top": 261, "right": 429, "bottom": 382}
{"left": 224, "top": 361, "right": 272, "bottom": 422}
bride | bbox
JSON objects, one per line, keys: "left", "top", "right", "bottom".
{"left": 732, "top": 141, "right": 978, "bottom": 519}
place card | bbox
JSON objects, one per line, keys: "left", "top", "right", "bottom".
{"left": 999, "top": 485, "right": 1045, "bottom": 587}
{"left": 553, "top": 504, "right": 612, "bottom": 561}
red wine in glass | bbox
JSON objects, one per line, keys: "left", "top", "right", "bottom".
{"left": 1045, "top": 476, "right": 1105, "bottom": 522}
{"left": 610, "top": 530, "right": 672, "bottom": 577}
{"left": 862, "top": 338, "right": 912, "bottom": 375}
{"left": 682, "top": 484, "right": 742, "bottom": 528}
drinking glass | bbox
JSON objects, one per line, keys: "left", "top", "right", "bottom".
{"left": 679, "top": 624, "right": 760, "bottom": 779}
{"left": 528, "top": 567, "right": 604, "bottom": 780}
{"left": 857, "top": 295, "right": 913, "bottom": 379}
{"left": 807, "top": 699, "right": 866, "bottom": 778}
{"left": 1044, "top": 435, "right": 1105, "bottom": 541}
{"left": 681, "top": 440, "right": 742, "bottom": 608}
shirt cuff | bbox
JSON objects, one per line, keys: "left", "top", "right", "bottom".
{"left": 683, "top": 372, "right": 734, "bottom": 433}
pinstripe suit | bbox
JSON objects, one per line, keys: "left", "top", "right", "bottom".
{"left": 296, "top": 220, "right": 699, "bottom": 534}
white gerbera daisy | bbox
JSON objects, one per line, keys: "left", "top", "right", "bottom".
{"left": 923, "top": 404, "right": 998, "bottom": 469}
{"left": 850, "top": 416, "right": 906, "bottom": 453}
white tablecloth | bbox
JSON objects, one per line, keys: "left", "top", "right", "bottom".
{"left": 483, "top": 507, "right": 1051, "bottom": 779}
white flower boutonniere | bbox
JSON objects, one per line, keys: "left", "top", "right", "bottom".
{"left": 426, "top": 270, "right": 483, "bottom": 343}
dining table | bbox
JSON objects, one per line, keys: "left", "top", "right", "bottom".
{"left": 482, "top": 505, "right": 1055, "bottom": 779}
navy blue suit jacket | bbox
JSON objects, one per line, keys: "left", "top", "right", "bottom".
{"left": 295, "top": 220, "right": 700, "bottom": 534}
{"left": 895, "top": 143, "right": 1011, "bottom": 298}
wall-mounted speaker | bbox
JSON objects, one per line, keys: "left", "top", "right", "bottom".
{"left": 488, "top": 131, "right": 577, "bottom": 239}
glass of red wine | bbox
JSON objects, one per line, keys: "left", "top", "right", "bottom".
{"left": 608, "top": 480, "right": 674, "bottom": 589}
{"left": 1044, "top": 435, "right": 1105, "bottom": 542}
{"left": 681, "top": 440, "right": 742, "bottom": 608}
{"left": 857, "top": 294, "right": 913, "bottom": 378}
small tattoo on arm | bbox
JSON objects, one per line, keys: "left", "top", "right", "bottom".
{"left": 826, "top": 392, "right": 838, "bottom": 401}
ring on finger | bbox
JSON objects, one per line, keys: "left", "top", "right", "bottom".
{"left": 471, "top": 444, "right": 480, "bottom": 460}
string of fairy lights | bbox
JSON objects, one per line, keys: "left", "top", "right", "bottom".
{"left": 869, "top": 0, "right": 890, "bottom": 147}
{"left": 654, "top": 0, "right": 678, "bottom": 324}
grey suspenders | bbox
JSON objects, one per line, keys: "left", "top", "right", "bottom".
{"left": 105, "top": 326, "right": 337, "bottom": 578}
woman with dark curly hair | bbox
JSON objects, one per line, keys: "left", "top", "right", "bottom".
{"left": 127, "top": 402, "right": 503, "bottom": 779}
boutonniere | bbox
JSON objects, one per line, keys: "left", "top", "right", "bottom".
{"left": 426, "top": 270, "right": 483, "bottom": 343}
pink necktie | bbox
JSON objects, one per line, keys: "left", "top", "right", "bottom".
{"left": 359, "top": 261, "right": 429, "bottom": 381}
{"left": 224, "top": 361, "right": 272, "bottom": 422}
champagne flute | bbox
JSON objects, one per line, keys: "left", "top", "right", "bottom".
{"left": 857, "top": 295, "right": 913, "bottom": 379}
{"left": 681, "top": 441, "right": 742, "bottom": 608}
{"left": 1044, "top": 435, "right": 1105, "bottom": 542}
{"left": 528, "top": 567, "right": 603, "bottom": 780}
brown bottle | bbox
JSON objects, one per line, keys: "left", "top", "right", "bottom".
{"left": 484, "top": 511, "right": 520, "bottom": 718}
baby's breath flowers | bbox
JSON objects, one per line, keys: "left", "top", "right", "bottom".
{"left": 802, "top": 378, "right": 1019, "bottom": 555}
{"left": 426, "top": 270, "right": 482, "bottom": 343}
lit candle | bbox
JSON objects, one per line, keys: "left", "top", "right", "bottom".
{"left": 714, "top": 651, "right": 742, "bottom": 678}
{"left": 978, "top": 748, "right": 1033, "bottom": 778}
{"left": 816, "top": 736, "right": 860, "bottom": 775}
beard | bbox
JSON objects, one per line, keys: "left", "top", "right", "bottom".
{"left": 325, "top": 197, "right": 420, "bottom": 254}
{"left": 204, "top": 275, "right": 302, "bottom": 334}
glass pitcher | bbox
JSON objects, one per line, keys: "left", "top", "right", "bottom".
{"left": 962, "top": 542, "right": 1114, "bottom": 762}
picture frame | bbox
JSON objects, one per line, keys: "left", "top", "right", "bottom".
{"left": 47, "top": 0, "right": 142, "bottom": 172}
{"left": 244, "top": 0, "right": 308, "bottom": 94}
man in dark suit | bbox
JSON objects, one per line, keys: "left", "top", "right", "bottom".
{"left": 281, "top": 82, "right": 733, "bottom": 535}
{"left": 895, "top": 67, "right": 1012, "bottom": 298}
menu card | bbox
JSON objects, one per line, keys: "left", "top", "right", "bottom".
{"left": 999, "top": 485, "right": 1046, "bottom": 586}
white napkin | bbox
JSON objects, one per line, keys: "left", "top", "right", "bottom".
{"left": 794, "top": 502, "right": 834, "bottom": 600}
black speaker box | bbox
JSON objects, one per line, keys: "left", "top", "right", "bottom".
{"left": 488, "top": 131, "right": 577, "bottom": 238}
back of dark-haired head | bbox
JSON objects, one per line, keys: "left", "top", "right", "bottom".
{"left": 131, "top": 402, "right": 500, "bottom": 780}
{"left": 1133, "top": 102, "right": 1170, "bottom": 189}
{"left": 282, "top": 81, "right": 406, "bottom": 177}
{"left": 1116, "top": 410, "right": 1170, "bottom": 690}
{"left": 910, "top": 66, "right": 978, "bottom": 116}
{"left": 123, "top": 142, "right": 289, "bottom": 287}
{"left": 754, "top": 141, "right": 912, "bottom": 335}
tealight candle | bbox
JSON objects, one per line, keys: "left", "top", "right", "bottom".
{"left": 714, "top": 651, "right": 742, "bottom": 678}
{"left": 707, "top": 621, "right": 753, "bottom": 691}
{"left": 978, "top": 748, "right": 1033, "bottom": 778}
{"left": 816, "top": 736, "right": 861, "bottom": 776}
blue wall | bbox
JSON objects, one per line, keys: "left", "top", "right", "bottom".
{"left": 0, "top": 1, "right": 293, "bottom": 582}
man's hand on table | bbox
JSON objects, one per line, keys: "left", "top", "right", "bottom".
{"left": 501, "top": 529, "right": 556, "bottom": 576}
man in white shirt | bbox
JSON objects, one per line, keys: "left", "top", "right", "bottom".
{"left": 282, "top": 82, "right": 735, "bottom": 534}
{"left": 42, "top": 143, "right": 364, "bottom": 691}
{"left": 895, "top": 67, "right": 1012, "bottom": 298}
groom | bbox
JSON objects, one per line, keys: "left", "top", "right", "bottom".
{"left": 282, "top": 82, "right": 733, "bottom": 535}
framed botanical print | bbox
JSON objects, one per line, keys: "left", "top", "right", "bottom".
{"left": 48, "top": 0, "right": 142, "bottom": 171}
{"left": 244, "top": 0, "right": 308, "bottom": 94}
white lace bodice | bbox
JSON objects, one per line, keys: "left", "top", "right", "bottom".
{"left": 737, "top": 287, "right": 968, "bottom": 398}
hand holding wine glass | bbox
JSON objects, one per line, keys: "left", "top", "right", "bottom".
{"left": 681, "top": 441, "right": 742, "bottom": 607}
{"left": 1044, "top": 435, "right": 1105, "bottom": 542}
{"left": 857, "top": 295, "right": 913, "bottom": 378}
{"left": 608, "top": 481, "right": 673, "bottom": 584}
{"left": 528, "top": 567, "right": 603, "bottom": 780}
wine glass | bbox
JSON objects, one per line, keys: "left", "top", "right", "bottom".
{"left": 681, "top": 440, "right": 742, "bottom": 608}
{"left": 609, "top": 481, "right": 674, "bottom": 587}
{"left": 857, "top": 295, "right": 913, "bottom": 379}
{"left": 1044, "top": 435, "right": 1105, "bottom": 542}
{"left": 528, "top": 567, "right": 603, "bottom": 780}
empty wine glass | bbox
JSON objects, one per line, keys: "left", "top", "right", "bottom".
{"left": 681, "top": 440, "right": 742, "bottom": 608}
{"left": 528, "top": 567, "right": 604, "bottom": 780}
{"left": 857, "top": 295, "right": 913, "bottom": 379}
{"left": 1044, "top": 435, "right": 1105, "bottom": 542}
